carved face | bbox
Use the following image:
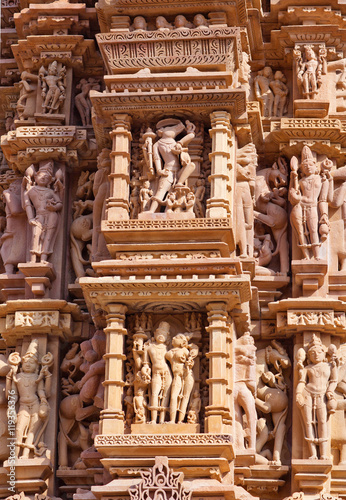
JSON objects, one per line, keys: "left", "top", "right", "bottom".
{"left": 154, "top": 327, "right": 168, "bottom": 344}
{"left": 22, "top": 356, "right": 39, "bottom": 373}
{"left": 308, "top": 345, "right": 325, "bottom": 364}
{"left": 301, "top": 159, "right": 317, "bottom": 176}
{"left": 172, "top": 334, "right": 188, "bottom": 348}
{"left": 305, "top": 47, "right": 315, "bottom": 60}
{"left": 263, "top": 67, "right": 272, "bottom": 78}
{"left": 35, "top": 169, "right": 53, "bottom": 187}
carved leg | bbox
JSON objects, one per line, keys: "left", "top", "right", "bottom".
{"left": 272, "top": 411, "right": 286, "bottom": 465}
{"left": 160, "top": 371, "right": 172, "bottom": 424}
{"left": 169, "top": 375, "right": 182, "bottom": 423}
{"left": 21, "top": 409, "right": 42, "bottom": 459}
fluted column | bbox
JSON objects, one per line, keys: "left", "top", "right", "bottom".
{"left": 205, "top": 302, "right": 231, "bottom": 433}
{"left": 100, "top": 303, "right": 127, "bottom": 434}
{"left": 206, "top": 111, "right": 233, "bottom": 219}
{"left": 107, "top": 114, "right": 132, "bottom": 221}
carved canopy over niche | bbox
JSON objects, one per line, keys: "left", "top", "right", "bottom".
{"left": 96, "top": 27, "right": 243, "bottom": 76}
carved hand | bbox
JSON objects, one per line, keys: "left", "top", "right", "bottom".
{"left": 296, "top": 393, "right": 304, "bottom": 408}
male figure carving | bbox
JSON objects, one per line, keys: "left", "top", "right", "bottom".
{"left": 289, "top": 146, "right": 333, "bottom": 260}
{"left": 143, "top": 321, "right": 172, "bottom": 423}
{"left": 22, "top": 160, "right": 64, "bottom": 264}
{"left": 6, "top": 343, "right": 52, "bottom": 458}
{"left": 296, "top": 335, "right": 337, "bottom": 460}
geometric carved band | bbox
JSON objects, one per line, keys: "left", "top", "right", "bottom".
{"left": 103, "top": 217, "right": 231, "bottom": 231}
{"left": 95, "top": 433, "right": 233, "bottom": 446}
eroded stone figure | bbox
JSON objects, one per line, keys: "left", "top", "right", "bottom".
{"left": 236, "top": 144, "right": 257, "bottom": 258}
{"left": 91, "top": 149, "right": 111, "bottom": 261}
{"left": 174, "top": 15, "right": 193, "bottom": 29}
{"left": 193, "top": 179, "right": 205, "bottom": 217}
{"left": 270, "top": 71, "right": 289, "bottom": 117}
{"left": 331, "top": 357, "right": 346, "bottom": 463}
{"left": 255, "top": 341, "right": 291, "bottom": 465}
{"left": 146, "top": 119, "right": 196, "bottom": 213}
{"left": 295, "top": 45, "right": 325, "bottom": 99}
{"left": 289, "top": 146, "right": 333, "bottom": 260}
{"left": 16, "top": 71, "right": 39, "bottom": 120}
{"left": 70, "top": 171, "right": 94, "bottom": 280}
{"left": 193, "top": 14, "right": 208, "bottom": 28}
{"left": 22, "top": 160, "right": 64, "bottom": 264}
{"left": 156, "top": 16, "right": 173, "bottom": 30}
{"left": 39, "top": 61, "right": 66, "bottom": 114}
{"left": 139, "top": 180, "right": 153, "bottom": 213}
{"left": 0, "top": 178, "right": 27, "bottom": 274}
{"left": 254, "top": 157, "right": 289, "bottom": 274}
{"left": 131, "top": 16, "right": 147, "bottom": 31}
{"left": 187, "top": 389, "right": 201, "bottom": 423}
{"left": 166, "top": 333, "right": 198, "bottom": 423}
{"left": 296, "top": 334, "right": 338, "bottom": 459}
{"left": 254, "top": 67, "right": 274, "bottom": 117}
{"left": 6, "top": 341, "right": 53, "bottom": 458}
{"left": 58, "top": 315, "right": 105, "bottom": 469}
{"left": 75, "top": 78, "right": 100, "bottom": 126}
{"left": 234, "top": 330, "right": 257, "bottom": 451}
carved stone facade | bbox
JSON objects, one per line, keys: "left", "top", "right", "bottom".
{"left": 1, "top": 1, "right": 346, "bottom": 500}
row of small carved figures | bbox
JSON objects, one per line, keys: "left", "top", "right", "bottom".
{"left": 128, "top": 14, "right": 212, "bottom": 32}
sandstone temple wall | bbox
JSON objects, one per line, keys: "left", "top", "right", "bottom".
{"left": 1, "top": 1, "right": 346, "bottom": 500}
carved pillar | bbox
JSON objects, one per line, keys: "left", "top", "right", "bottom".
{"left": 205, "top": 302, "right": 231, "bottom": 433}
{"left": 206, "top": 111, "right": 233, "bottom": 219}
{"left": 100, "top": 303, "right": 127, "bottom": 434}
{"left": 107, "top": 114, "right": 132, "bottom": 221}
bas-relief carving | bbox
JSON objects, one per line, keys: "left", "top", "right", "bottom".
{"left": 75, "top": 78, "right": 101, "bottom": 127}
{"left": 331, "top": 355, "right": 346, "bottom": 464}
{"left": 0, "top": 177, "right": 27, "bottom": 274}
{"left": 92, "top": 149, "right": 111, "bottom": 261}
{"left": 296, "top": 334, "right": 337, "bottom": 460}
{"left": 129, "top": 456, "right": 192, "bottom": 500}
{"left": 234, "top": 331, "right": 291, "bottom": 465}
{"left": 255, "top": 341, "right": 291, "bottom": 465}
{"left": 6, "top": 340, "right": 53, "bottom": 458}
{"left": 22, "top": 160, "right": 64, "bottom": 264}
{"left": 0, "top": 353, "right": 10, "bottom": 462}
{"left": 70, "top": 171, "right": 95, "bottom": 280}
{"left": 39, "top": 61, "right": 66, "bottom": 115}
{"left": 289, "top": 146, "right": 333, "bottom": 260}
{"left": 143, "top": 119, "right": 196, "bottom": 215}
{"left": 294, "top": 45, "right": 327, "bottom": 100}
{"left": 234, "top": 331, "right": 257, "bottom": 451}
{"left": 254, "top": 67, "right": 289, "bottom": 117}
{"left": 16, "top": 71, "right": 39, "bottom": 120}
{"left": 125, "top": 315, "right": 201, "bottom": 428}
{"left": 129, "top": 119, "right": 205, "bottom": 219}
{"left": 58, "top": 317, "right": 105, "bottom": 469}
{"left": 133, "top": 321, "right": 199, "bottom": 425}
{"left": 235, "top": 144, "right": 256, "bottom": 258}
{"left": 126, "top": 13, "right": 211, "bottom": 32}
{"left": 254, "top": 157, "right": 289, "bottom": 275}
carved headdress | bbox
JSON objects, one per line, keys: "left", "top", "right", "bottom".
{"left": 22, "top": 338, "right": 39, "bottom": 363}
{"left": 48, "top": 60, "right": 58, "bottom": 74}
{"left": 307, "top": 333, "right": 326, "bottom": 353}
{"left": 37, "top": 160, "right": 54, "bottom": 177}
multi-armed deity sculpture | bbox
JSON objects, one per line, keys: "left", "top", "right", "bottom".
{"left": 6, "top": 340, "right": 53, "bottom": 459}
